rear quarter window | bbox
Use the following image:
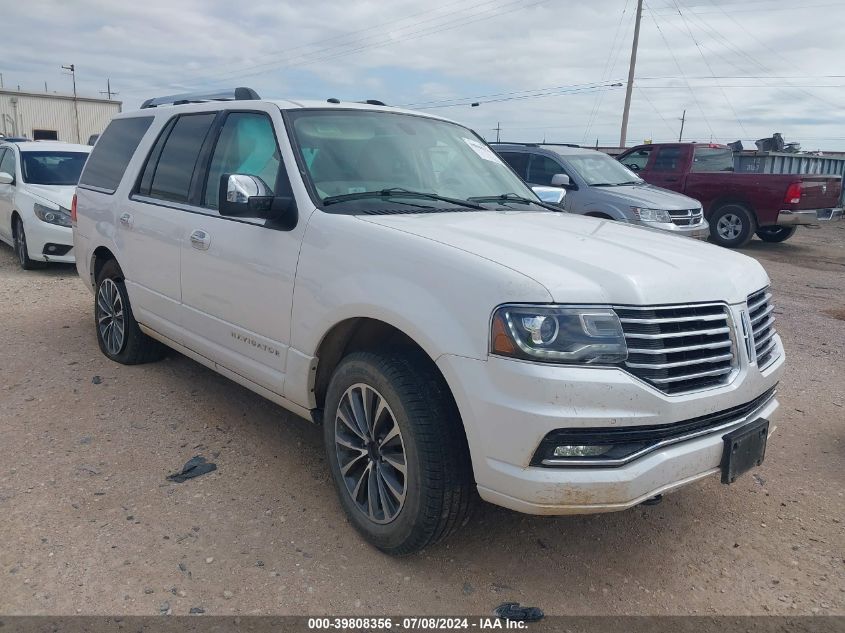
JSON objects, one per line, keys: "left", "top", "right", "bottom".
{"left": 79, "top": 116, "right": 154, "bottom": 193}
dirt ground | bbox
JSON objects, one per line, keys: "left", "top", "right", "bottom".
{"left": 0, "top": 224, "right": 843, "bottom": 617}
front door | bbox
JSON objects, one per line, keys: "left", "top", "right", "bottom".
{"left": 645, "top": 146, "right": 685, "bottom": 193}
{"left": 178, "top": 108, "right": 302, "bottom": 396}
{"left": 0, "top": 148, "right": 17, "bottom": 241}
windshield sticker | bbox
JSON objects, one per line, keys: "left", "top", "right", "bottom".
{"left": 462, "top": 137, "right": 504, "bottom": 164}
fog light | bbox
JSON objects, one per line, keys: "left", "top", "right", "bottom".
{"left": 552, "top": 445, "right": 611, "bottom": 457}
{"left": 47, "top": 245, "right": 57, "bottom": 252}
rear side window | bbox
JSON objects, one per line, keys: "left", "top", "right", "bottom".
{"left": 79, "top": 117, "right": 153, "bottom": 193}
{"left": 692, "top": 147, "right": 734, "bottom": 172}
{"left": 652, "top": 147, "right": 683, "bottom": 172}
{"left": 499, "top": 152, "right": 529, "bottom": 179}
{"left": 144, "top": 113, "right": 216, "bottom": 204}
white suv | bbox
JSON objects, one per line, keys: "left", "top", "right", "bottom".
{"left": 0, "top": 141, "right": 91, "bottom": 268}
{"left": 73, "top": 89, "right": 784, "bottom": 555}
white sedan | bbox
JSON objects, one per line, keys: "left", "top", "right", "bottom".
{"left": 0, "top": 141, "right": 91, "bottom": 269}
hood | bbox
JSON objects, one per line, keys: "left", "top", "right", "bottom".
{"left": 359, "top": 210, "right": 769, "bottom": 305}
{"left": 25, "top": 184, "right": 76, "bottom": 209}
{"left": 593, "top": 183, "right": 701, "bottom": 210}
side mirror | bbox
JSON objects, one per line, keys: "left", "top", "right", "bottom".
{"left": 531, "top": 185, "right": 566, "bottom": 205}
{"left": 219, "top": 174, "right": 298, "bottom": 231}
{"left": 550, "top": 173, "right": 571, "bottom": 188}
{"left": 0, "top": 171, "right": 13, "bottom": 185}
{"left": 627, "top": 163, "right": 640, "bottom": 172}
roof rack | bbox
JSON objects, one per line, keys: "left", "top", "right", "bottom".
{"left": 489, "top": 141, "right": 581, "bottom": 148}
{"left": 140, "top": 87, "right": 261, "bottom": 109}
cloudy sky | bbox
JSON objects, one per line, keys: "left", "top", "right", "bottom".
{"left": 3, "top": 0, "right": 844, "bottom": 149}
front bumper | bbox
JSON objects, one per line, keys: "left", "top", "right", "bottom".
{"left": 24, "top": 218, "right": 74, "bottom": 263}
{"left": 437, "top": 333, "right": 784, "bottom": 515}
{"left": 634, "top": 219, "right": 710, "bottom": 239}
{"left": 776, "top": 207, "right": 843, "bottom": 226}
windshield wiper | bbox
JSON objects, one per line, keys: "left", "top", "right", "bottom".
{"left": 323, "top": 188, "right": 485, "bottom": 210}
{"left": 592, "top": 180, "right": 643, "bottom": 187}
{"left": 468, "top": 192, "right": 563, "bottom": 212}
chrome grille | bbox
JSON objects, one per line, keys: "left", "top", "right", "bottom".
{"left": 668, "top": 208, "right": 704, "bottom": 226}
{"left": 614, "top": 303, "right": 736, "bottom": 395}
{"left": 747, "top": 288, "right": 778, "bottom": 367}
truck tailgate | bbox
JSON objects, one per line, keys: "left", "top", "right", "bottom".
{"left": 798, "top": 176, "right": 842, "bottom": 209}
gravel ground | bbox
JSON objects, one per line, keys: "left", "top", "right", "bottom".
{"left": 0, "top": 225, "right": 843, "bottom": 616}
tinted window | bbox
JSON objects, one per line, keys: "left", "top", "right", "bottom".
{"left": 204, "top": 112, "right": 281, "bottom": 209}
{"left": 80, "top": 116, "right": 153, "bottom": 192}
{"left": 692, "top": 147, "right": 734, "bottom": 172}
{"left": 499, "top": 152, "right": 529, "bottom": 179}
{"left": 619, "top": 147, "right": 651, "bottom": 171}
{"left": 21, "top": 151, "right": 89, "bottom": 185}
{"left": 527, "top": 154, "right": 563, "bottom": 185}
{"left": 0, "top": 149, "right": 12, "bottom": 176}
{"left": 652, "top": 147, "right": 683, "bottom": 172}
{"left": 148, "top": 114, "right": 215, "bottom": 203}
{"left": 137, "top": 118, "right": 176, "bottom": 197}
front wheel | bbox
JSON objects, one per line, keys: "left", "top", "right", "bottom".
{"left": 13, "top": 217, "right": 46, "bottom": 270}
{"left": 323, "top": 350, "right": 475, "bottom": 555}
{"left": 709, "top": 204, "right": 756, "bottom": 248}
{"left": 94, "top": 259, "right": 166, "bottom": 364}
{"left": 756, "top": 226, "right": 797, "bottom": 243}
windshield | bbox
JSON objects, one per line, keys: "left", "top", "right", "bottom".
{"left": 564, "top": 152, "right": 642, "bottom": 186}
{"left": 21, "top": 151, "right": 89, "bottom": 185}
{"left": 692, "top": 147, "right": 734, "bottom": 172}
{"left": 287, "top": 109, "right": 536, "bottom": 210}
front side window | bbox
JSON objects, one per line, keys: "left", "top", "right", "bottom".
{"left": 204, "top": 112, "right": 281, "bottom": 209}
{"left": 0, "top": 148, "right": 13, "bottom": 177}
{"left": 692, "top": 147, "right": 734, "bottom": 172}
{"left": 288, "top": 110, "right": 534, "bottom": 209}
{"left": 21, "top": 151, "right": 89, "bottom": 185}
{"left": 147, "top": 113, "right": 216, "bottom": 203}
{"left": 564, "top": 153, "right": 641, "bottom": 186}
{"left": 80, "top": 116, "right": 153, "bottom": 193}
{"left": 619, "top": 147, "right": 652, "bottom": 171}
{"left": 527, "top": 155, "right": 564, "bottom": 186}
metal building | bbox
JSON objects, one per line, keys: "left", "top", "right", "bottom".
{"left": 0, "top": 89, "right": 121, "bottom": 144}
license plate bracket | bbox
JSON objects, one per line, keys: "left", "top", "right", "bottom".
{"left": 721, "top": 418, "right": 769, "bottom": 484}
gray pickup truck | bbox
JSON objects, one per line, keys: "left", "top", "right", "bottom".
{"left": 493, "top": 142, "right": 709, "bottom": 239}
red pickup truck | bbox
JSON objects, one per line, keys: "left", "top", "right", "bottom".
{"left": 617, "top": 143, "right": 843, "bottom": 247}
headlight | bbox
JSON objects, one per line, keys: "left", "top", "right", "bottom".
{"left": 631, "top": 207, "right": 672, "bottom": 223}
{"left": 33, "top": 203, "right": 72, "bottom": 227}
{"left": 491, "top": 305, "right": 627, "bottom": 364}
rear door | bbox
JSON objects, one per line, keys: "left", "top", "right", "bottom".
{"left": 646, "top": 146, "right": 686, "bottom": 192}
{"left": 178, "top": 106, "right": 302, "bottom": 395}
{"left": 120, "top": 113, "right": 216, "bottom": 340}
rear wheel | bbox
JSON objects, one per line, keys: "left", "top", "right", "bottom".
{"left": 756, "top": 226, "right": 797, "bottom": 243}
{"left": 323, "top": 350, "right": 475, "bottom": 555}
{"left": 95, "top": 259, "right": 166, "bottom": 364}
{"left": 709, "top": 203, "right": 756, "bottom": 248}
{"left": 13, "top": 217, "right": 46, "bottom": 270}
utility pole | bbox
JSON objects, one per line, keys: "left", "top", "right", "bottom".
{"left": 619, "top": 0, "right": 643, "bottom": 149}
{"left": 678, "top": 109, "right": 686, "bottom": 142}
{"left": 100, "top": 78, "right": 118, "bottom": 100}
{"left": 0, "top": 73, "right": 3, "bottom": 89}
{"left": 493, "top": 122, "right": 501, "bottom": 142}
{"left": 62, "top": 64, "right": 81, "bottom": 143}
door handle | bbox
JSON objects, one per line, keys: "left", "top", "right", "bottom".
{"left": 119, "top": 212, "right": 133, "bottom": 228}
{"left": 189, "top": 229, "right": 211, "bottom": 251}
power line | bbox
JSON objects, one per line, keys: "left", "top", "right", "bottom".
{"left": 401, "top": 80, "right": 624, "bottom": 109}
{"left": 190, "top": 0, "right": 535, "bottom": 87}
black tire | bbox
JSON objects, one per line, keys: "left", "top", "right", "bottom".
{"left": 709, "top": 203, "right": 756, "bottom": 248}
{"left": 756, "top": 226, "right": 797, "bottom": 243}
{"left": 13, "top": 217, "right": 47, "bottom": 270}
{"left": 323, "top": 350, "right": 475, "bottom": 556}
{"left": 94, "top": 259, "right": 166, "bottom": 364}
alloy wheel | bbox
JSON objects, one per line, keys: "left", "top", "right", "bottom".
{"left": 15, "top": 222, "right": 27, "bottom": 266}
{"left": 96, "top": 278, "right": 126, "bottom": 355}
{"left": 334, "top": 383, "right": 408, "bottom": 524}
{"left": 717, "top": 213, "right": 743, "bottom": 240}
